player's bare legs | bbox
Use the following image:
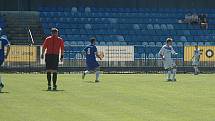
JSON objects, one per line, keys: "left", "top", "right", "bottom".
{"left": 95, "top": 68, "right": 100, "bottom": 82}
{"left": 82, "top": 68, "right": 100, "bottom": 83}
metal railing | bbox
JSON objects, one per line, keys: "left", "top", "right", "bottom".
{"left": 1, "top": 44, "right": 215, "bottom": 73}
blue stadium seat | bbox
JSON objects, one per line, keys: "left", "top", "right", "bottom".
{"left": 154, "top": 24, "right": 160, "bottom": 29}
{"left": 70, "top": 41, "right": 77, "bottom": 45}
{"left": 148, "top": 42, "right": 155, "bottom": 46}
{"left": 142, "top": 42, "right": 148, "bottom": 46}
{"left": 133, "top": 24, "right": 140, "bottom": 30}
{"left": 140, "top": 53, "right": 145, "bottom": 58}
{"left": 156, "top": 42, "right": 163, "bottom": 47}
{"left": 167, "top": 24, "right": 174, "bottom": 29}
{"left": 99, "top": 41, "right": 106, "bottom": 45}
{"left": 71, "top": 7, "right": 78, "bottom": 13}
{"left": 177, "top": 42, "right": 183, "bottom": 47}
{"left": 180, "top": 36, "right": 187, "bottom": 41}
{"left": 85, "top": 24, "right": 92, "bottom": 29}
{"left": 64, "top": 41, "right": 70, "bottom": 46}
{"left": 148, "top": 53, "right": 155, "bottom": 58}
{"left": 113, "top": 42, "right": 120, "bottom": 46}
{"left": 120, "top": 42, "right": 127, "bottom": 46}
{"left": 85, "top": 7, "right": 91, "bottom": 12}
{"left": 84, "top": 41, "right": 91, "bottom": 45}
{"left": 184, "top": 42, "right": 191, "bottom": 46}
{"left": 77, "top": 41, "right": 84, "bottom": 45}
{"left": 205, "top": 42, "right": 212, "bottom": 46}
{"left": 172, "top": 42, "right": 177, "bottom": 46}
{"left": 191, "top": 42, "right": 197, "bottom": 46}
{"left": 147, "top": 24, "right": 153, "bottom": 30}
{"left": 107, "top": 42, "right": 113, "bottom": 46}
{"left": 134, "top": 53, "right": 141, "bottom": 58}
{"left": 160, "top": 24, "right": 167, "bottom": 30}
{"left": 198, "top": 42, "right": 204, "bottom": 46}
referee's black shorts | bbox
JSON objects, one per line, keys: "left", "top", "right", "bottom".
{"left": 45, "top": 54, "right": 59, "bottom": 70}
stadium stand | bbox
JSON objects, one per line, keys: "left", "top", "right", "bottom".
{"left": 38, "top": 7, "right": 215, "bottom": 59}
{"left": 0, "top": 11, "right": 44, "bottom": 45}
{"left": 0, "top": 7, "right": 214, "bottom": 59}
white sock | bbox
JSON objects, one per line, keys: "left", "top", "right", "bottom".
{"left": 167, "top": 70, "right": 171, "bottom": 80}
{"left": 84, "top": 70, "right": 90, "bottom": 74}
{"left": 96, "top": 71, "right": 100, "bottom": 81}
{"left": 172, "top": 69, "right": 177, "bottom": 80}
{"left": 194, "top": 66, "right": 198, "bottom": 73}
{"left": 197, "top": 67, "right": 199, "bottom": 73}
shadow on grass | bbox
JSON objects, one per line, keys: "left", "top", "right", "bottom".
{"left": 164, "top": 81, "right": 177, "bottom": 82}
{"left": 0, "top": 91, "right": 9, "bottom": 93}
{"left": 83, "top": 81, "right": 100, "bottom": 83}
{"left": 42, "top": 90, "right": 65, "bottom": 92}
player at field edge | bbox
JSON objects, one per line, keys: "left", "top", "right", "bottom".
{"left": 159, "top": 38, "right": 178, "bottom": 81}
{"left": 191, "top": 45, "right": 201, "bottom": 75}
{"left": 41, "top": 28, "right": 64, "bottom": 91}
{"left": 82, "top": 37, "right": 103, "bottom": 83}
{"left": 0, "top": 29, "right": 10, "bottom": 92}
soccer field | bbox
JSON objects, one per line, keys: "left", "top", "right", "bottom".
{"left": 1, "top": 74, "right": 215, "bottom": 121}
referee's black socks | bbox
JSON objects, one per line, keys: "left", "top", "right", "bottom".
{"left": 53, "top": 72, "right": 58, "bottom": 86}
{"left": 47, "top": 72, "right": 51, "bottom": 86}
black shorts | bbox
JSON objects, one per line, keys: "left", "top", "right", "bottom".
{"left": 45, "top": 54, "right": 59, "bottom": 70}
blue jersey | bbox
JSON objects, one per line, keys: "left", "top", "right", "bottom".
{"left": 84, "top": 44, "right": 99, "bottom": 70}
{"left": 0, "top": 37, "right": 9, "bottom": 62}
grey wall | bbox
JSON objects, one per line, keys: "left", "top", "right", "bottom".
{"left": 0, "top": 0, "right": 215, "bottom": 11}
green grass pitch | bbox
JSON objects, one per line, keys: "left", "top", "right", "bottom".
{"left": 1, "top": 74, "right": 215, "bottom": 121}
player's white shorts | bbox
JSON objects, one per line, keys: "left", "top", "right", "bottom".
{"left": 163, "top": 59, "right": 176, "bottom": 70}
{"left": 192, "top": 60, "right": 200, "bottom": 66}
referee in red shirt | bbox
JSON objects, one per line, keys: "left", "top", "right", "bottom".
{"left": 41, "top": 28, "right": 64, "bottom": 91}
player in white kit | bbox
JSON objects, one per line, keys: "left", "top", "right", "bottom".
{"left": 159, "top": 38, "right": 178, "bottom": 81}
{"left": 192, "top": 45, "right": 201, "bottom": 75}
